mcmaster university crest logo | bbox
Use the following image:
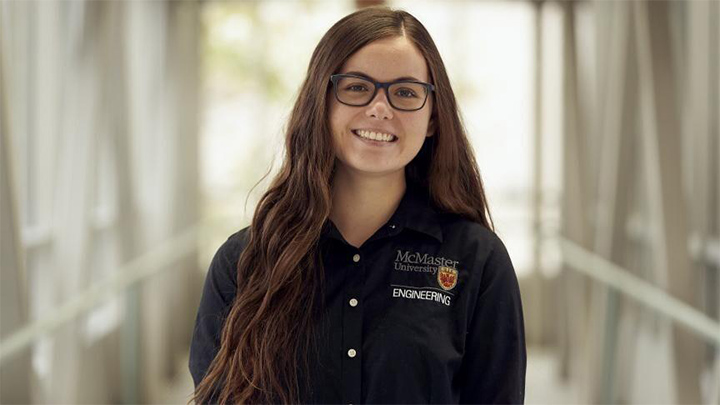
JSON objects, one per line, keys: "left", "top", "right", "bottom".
{"left": 437, "top": 266, "right": 458, "bottom": 291}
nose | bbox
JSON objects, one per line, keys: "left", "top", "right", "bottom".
{"left": 365, "top": 88, "right": 393, "bottom": 120}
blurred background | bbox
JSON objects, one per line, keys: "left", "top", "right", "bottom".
{"left": 1, "top": 0, "right": 718, "bottom": 403}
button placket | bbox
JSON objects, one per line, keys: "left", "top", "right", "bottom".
{"left": 341, "top": 250, "right": 364, "bottom": 404}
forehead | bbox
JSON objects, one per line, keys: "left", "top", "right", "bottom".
{"left": 339, "top": 36, "right": 430, "bottom": 83}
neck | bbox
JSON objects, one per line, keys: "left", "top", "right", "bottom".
{"left": 329, "top": 166, "right": 407, "bottom": 248}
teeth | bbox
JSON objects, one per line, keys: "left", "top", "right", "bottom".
{"left": 356, "top": 130, "right": 395, "bottom": 142}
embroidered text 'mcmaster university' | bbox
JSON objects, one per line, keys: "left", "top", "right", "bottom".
{"left": 395, "top": 249, "right": 459, "bottom": 268}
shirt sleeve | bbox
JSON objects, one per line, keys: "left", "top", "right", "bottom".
{"left": 459, "top": 234, "right": 527, "bottom": 404}
{"left": 188, "top": 229, "right": 249, "bottom": 394}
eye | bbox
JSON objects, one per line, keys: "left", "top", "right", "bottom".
{"left": 345, "top": 83, "right": 370, "bottom": 92}
{"left": 395, "top": 88, "right": 418, "bottom": 98}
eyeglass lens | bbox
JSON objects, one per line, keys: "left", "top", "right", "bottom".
{"left": 335, "top": 76, "right": 428, "bottom": 111}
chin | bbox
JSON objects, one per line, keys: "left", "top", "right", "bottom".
{"left": 350, "top": 164, "right": 405, "bottom": 178}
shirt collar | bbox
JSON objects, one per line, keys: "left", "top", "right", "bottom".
{"left": 320, "top": 182, "right": 443, "bottom": 243}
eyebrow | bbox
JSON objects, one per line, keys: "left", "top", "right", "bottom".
{"left": 344, "top": 71, "right": 423, "bottom": 82}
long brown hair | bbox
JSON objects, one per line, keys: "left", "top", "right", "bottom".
{"left": 191, "top": 6, "right": 493, "bottom": 404}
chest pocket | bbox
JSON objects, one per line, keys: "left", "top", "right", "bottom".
{"left": 362, "top": 246, "right": 465, "bottom": 341}
{"left": 364, "top": 265, "right": 464, "bottom": 405}
{"left": 381, "top": 250, "right": 466, "bottom": 348}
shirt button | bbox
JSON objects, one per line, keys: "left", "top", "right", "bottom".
{"left": 352, "top": 253, "right": 360, "bottom": 263}
{"left": 349, "top": 298, "right": 358, "bottom": 307}
{"left": 347, "top": 348, "right": 357, "bottom": 358}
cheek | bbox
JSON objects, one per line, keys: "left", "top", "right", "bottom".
{"left": 329, "top": 104, "right": 354, "bottom": 156}
{"left": 328, "top": 102, "right": 338, "bottom": 130}
{"left": 329, "top": 102, "right": 350, "bottom": 134}
{"left": 408, "top": 114, "right": 431, "bottom": 142}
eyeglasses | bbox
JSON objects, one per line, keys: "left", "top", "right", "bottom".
{"left": 329, "top": 73, "right": 435, "bottom": 112}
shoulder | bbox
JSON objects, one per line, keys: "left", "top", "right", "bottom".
{"left": 436, "top": 213, "right": 516, "bottom": 284}
{"left": 438, "top": 213, "right": 507, "bottom": 260}
{"left": 207, "top": 226, "right": 251, "bottom": 286}
{"left": 223, "top": 226, "right": 251, "bottom": 252}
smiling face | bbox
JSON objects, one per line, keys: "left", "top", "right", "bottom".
{"left": 329, "top": 36, "right": 434, "bottom": 180}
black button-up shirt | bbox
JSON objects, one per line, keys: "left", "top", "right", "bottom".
{"left": 190, "top": 183, "right": 526, "bottom": 404}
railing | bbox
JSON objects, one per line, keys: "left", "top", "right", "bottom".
{"left": 560, "top": 237, "right": 720, "bottom": 346}
{"left": 2, "top": 228, "right": 718, "bottom": 363}
{"left": 0, "top": 225, "right": 199, "bottom": 364}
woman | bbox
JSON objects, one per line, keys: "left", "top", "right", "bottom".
{"left": 189, "top": 6, "right": 526, "bottom": 404}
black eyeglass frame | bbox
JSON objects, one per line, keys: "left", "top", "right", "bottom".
{"left": 329, "top": 73, "right": 436, "bottom": 112}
